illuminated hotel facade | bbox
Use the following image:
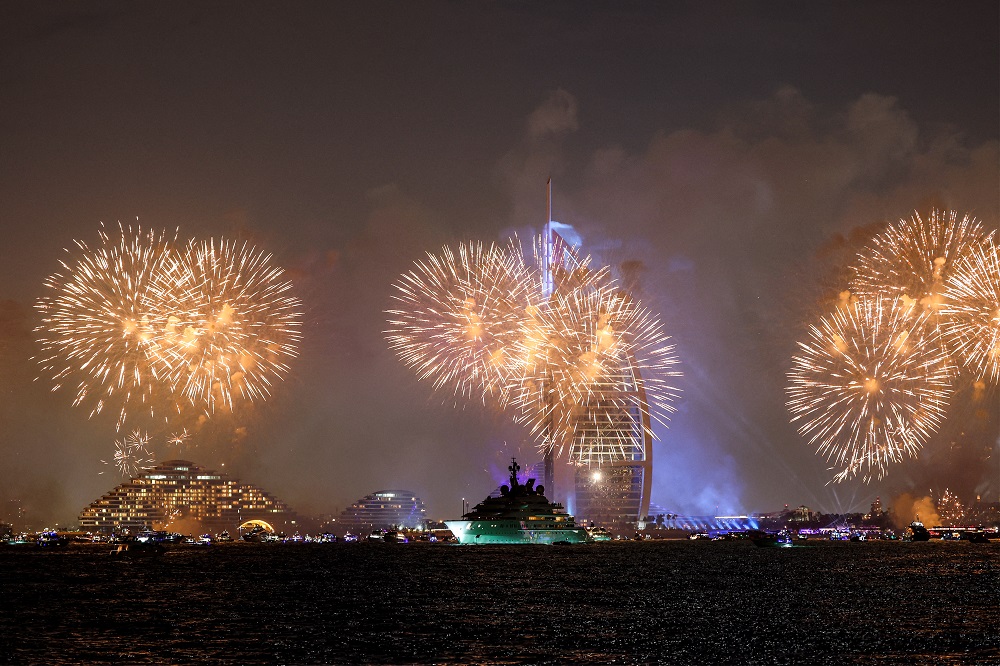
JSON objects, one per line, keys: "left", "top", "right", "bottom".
{"left": 79, "top": 460, "right": 301, "bottom": 535}
{"left": 338, "top": 490, "right": 427, "bottom": 534}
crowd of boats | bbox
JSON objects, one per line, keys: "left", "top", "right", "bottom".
{"left": 689, "top": 521, "right": 998, "bottom": 546}
{"left": 2, "top": 522, "right": 995, "bottom": 557}
{"left": 4, "top": 459, "right": 998, "bottom": 551}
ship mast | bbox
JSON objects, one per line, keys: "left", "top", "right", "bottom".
{"left": 542, "top": 178, "right": 555, "bottom": 495}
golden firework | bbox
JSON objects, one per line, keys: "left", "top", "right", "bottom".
{"left": 35, "top": 223, "right": 176, "bottom": 428}
{"left": 513, "top": 278, "right": 680, "bottom": 463}
{"left": 941, "top": 237, "right": 1000, "bottom": 383}
{"left": 100, "top": 429, "right": 156, "bottom": 478}
{"left": 387, "top": 235, "right": 681, "bottom": 464}
{"left": 146, "top": 238, "right": 303, "bottom": 413}
{"left": 787, "top": 297, "right": 954, "bottom": 483}
{"left": 850, "top": 209, "right": 990, "bottom": 316}
{"left": 386, "top": 240, "right": 540, "bottom": 406}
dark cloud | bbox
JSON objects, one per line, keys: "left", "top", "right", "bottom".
{"left": 507, "top": 86, "right": 998, "bottom": 513}
{"left": 527, "top": 89, "right": 580, "bottom": 138}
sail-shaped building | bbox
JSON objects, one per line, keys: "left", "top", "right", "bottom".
{"left": 539, "top": 182, "right": 654, "bottom": 530}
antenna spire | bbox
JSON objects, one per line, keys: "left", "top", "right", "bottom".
{"left": 547, "top": 177, "right": 552, "bottom": 223}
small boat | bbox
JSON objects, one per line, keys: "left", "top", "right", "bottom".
{"left": 750, "top": 529, "right": 794, "bottom": 548}
{"left": 241, "top": 525, "right": 272, "bottom": 542}
{"left": 136, "top": 530, "right": 183, "bottom": 544}
{"left": 586, "top": 526, "right": 613, "bottom": 542}
{"left": 36, "top": 531, "right": 69, "bottom": 548}
{"left": 907, "top": 522, "right": 931, "bottom": 541}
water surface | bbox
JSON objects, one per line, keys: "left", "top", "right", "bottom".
{"left": 2, "top": 540, "right": 999, "bottom": 664}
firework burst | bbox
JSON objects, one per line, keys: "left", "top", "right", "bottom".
{"left": 514, "top": 280, "right": 680, "bottom": 463}
{"left": 35, "top": 223, "right": 176, "bottom": 428}
{"left": 167, "top": 428, "right": 192, "bottom": 447}
{"left": 146, "top": 238, "right": 303, "bottom": 413}
{"left": 388, "top": 234, "right": 681, "bottom": 465}
{"left": 100, "top": 429, "right": 156, "bottom": 478}
{"left": 850, "top": 209, "right": 991, "bottom": 316}
{"left": 386, "top": 240, "right": 540, "bottom": 406}
{"left": 941, "top": 237, "right": 1000, "bottom": 383}
{"left": 787, "top": 297, "right": 954, "bottom": 483}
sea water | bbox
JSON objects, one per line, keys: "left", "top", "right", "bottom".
{"left": 2, "top": 540, "right": 999, "bottom": 664}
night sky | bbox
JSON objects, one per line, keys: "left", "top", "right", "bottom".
{"left": 1, "top": 2, "right": 998, "bottom": 527}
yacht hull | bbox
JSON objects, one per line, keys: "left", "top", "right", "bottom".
{"left": 445, "top": 520, "right": 589, "bottom": 545}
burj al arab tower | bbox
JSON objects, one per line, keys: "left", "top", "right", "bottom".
{"left": 539, "top": 181, "right": 656, "bottom": 530}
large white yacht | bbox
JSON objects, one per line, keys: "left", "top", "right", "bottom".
{"left": 445, "top": 459, "right": 589, "bottom": 545}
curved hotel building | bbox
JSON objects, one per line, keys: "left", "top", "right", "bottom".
{"left": 337, "top": 490, "right": 427, "bottom": 534}
{"left": 557, "top": 344, "right": 653, "bottom": 531}
{"left": 79, "top": 460, "right": 301, "bottom": 535}
{"left": 542, "top": 201, "right": 653, "bottom": 531}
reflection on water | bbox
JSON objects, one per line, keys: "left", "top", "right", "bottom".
{"left": 2, "top": 541, "right": 1000, "bottom": 664}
